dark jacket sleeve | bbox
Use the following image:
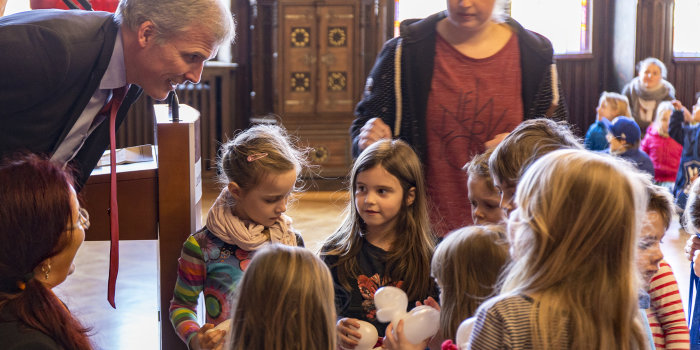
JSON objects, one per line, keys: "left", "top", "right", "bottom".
{"left": 0, "top": 22, "right": 73, "bottom": 161}
{"left": 513, "top": 18, "right": 569, "bottom": 122}
{"left": 548, "top": 75, "right": 569, "bottom": 121}
{"left": 319, "top": 254, "right": 351, "bottom": 317}
{"left": 0, "top": 25, "right": 70, "bottom": 116}
{"left": 295, "top": 232, "right": 305, "bottom": 247}
{"left": 668, "top": 110, "right": 685, "bottom": 145}
{"left": 351, "top": 38, "right": 400, "bottom": 157}
{"left": 530, "top": 67, "right": 568, "bottom": 121}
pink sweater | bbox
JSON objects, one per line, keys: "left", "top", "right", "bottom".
{"left": 647, "top": 260, "right": 690, "bottom": 349}
{"left": 641, "top": 126, "right": 682, "bottom": 183}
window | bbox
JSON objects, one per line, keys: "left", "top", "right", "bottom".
{"left": 3, "top": 0, "right": 31, "bottom": 16}
{"left": 511, "top": 0, "right": 591, "bottom": 55}
{"left": 393, "top": 0, "right": 591, "bottom": 55}
{"left": 673, "top": 0, "right": 700, "bottom": 57}
{"left": 393, "top": 0, "right": 446, "bottom": 37}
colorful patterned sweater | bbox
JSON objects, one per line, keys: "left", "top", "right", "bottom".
{"left": 647, "top": 260, "right": 690, "bottom": 349}
{"left": 168, "top": 227, "right": 304, "bottom": 345}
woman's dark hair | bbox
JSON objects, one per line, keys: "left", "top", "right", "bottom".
{"left": 0, "top": 154, "right": 92, "bottom": 349}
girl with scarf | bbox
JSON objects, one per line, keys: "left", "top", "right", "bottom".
{"left": 169, "top": 124, "right": 308, "bottom": 350}
{"left": 622, "top": 57, "right": 676, "bottom": 134}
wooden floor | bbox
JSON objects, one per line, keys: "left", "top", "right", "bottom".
{"left": 56, "top": 178, "right": 349, "bottom": 350}
{"left": 56, "top": 181, "right": 693, "bottom": 350}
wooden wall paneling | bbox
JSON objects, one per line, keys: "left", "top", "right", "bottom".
{"left": 384, "top": 0, "right": 394, "bottom": 40}
{"left": 636, "top": 0, "right": 700, "bottom": 118}
{"left": 252, "top": 0, "right": 390, "bottom": 122}
{"left": 689, "top": 64, "right": 696, "bottom": 107}
{"left": 279, "top": 4, "right": 317, "bottom": 114}
{"left": 556, "top": 0, "right": 614, "bottom": 136}
{"left": 117, "top": 96, "right": 155, "bottom": 148}
{"left": 82, "top": 160, "right": 158, "bottom": 241}
{"left": 358, "top": 0, "right": 374, "bottom": 92}
{"left": 683, "top": 64, "right": 694, "bottom": 106}
{"left": 290, "top": 127, "right": 352, "bottom": 177}
{"left": 116, "top": 64, "right": 240, "bottom": 169}
{"left": 673, "top": 62, "right": 700, "bottom": 109}
{"left": 696, "top": 65, "right": 700, "bottom": 104}
{"left": 317, "top": 4, "right": 356, "bottom": 114}
{"left": 668, "top": 2, "right": 700, "bottom": 111}
{"left": 359, "top": 0, "right": 390, "bottom": 84}
{"left": 250, "top": 0, "right": 278, "bottom": 117}
{"left": 155, "top": 106, "right": 203, "bottom": 350}
{"left": 695, "top": 64, "right": 700, "bottom": 104}
{"left": 611, "top": 0, "right": 637, "bottom": 90}
{"left": 660, "top": 0, "right": 674, "bottom": 64}
{"left": 231, "top": 0, "right": 251, "bottom": 126}
{"left": 686, "top": 63, "right": 696, "bottom": 106}
{"left": 557, "top": 59, "right": 596, "bottom": 135}
{"left": 274, "top": 0, "right": 361, "bottom": 185}
{"left": 635, "top": 0, "right": 674, "bottom": 64}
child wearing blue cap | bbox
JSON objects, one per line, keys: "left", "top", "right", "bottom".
{"left": 603, "top": 116, "right": 655, "bottom": 176}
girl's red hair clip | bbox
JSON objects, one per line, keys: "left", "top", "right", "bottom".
{"left": 247, "top": 153, "right": 268, "bottom": 162}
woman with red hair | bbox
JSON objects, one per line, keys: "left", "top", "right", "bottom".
{"left": 0, "top": 154, "right": 92, "bottom": 349}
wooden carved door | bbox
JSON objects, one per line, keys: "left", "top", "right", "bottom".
{"left": 277, "top": 0, "right": 359, "bottom": 181}
{"left": 281, "top": 4, "right": 317, "bottom": 114}
{"left": 317, "top": 5, "right": 355, "bottom": 114}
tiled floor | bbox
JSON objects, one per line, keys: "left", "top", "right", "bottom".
{"left": 56, "top": 181, "right": 693, "bottom": 350}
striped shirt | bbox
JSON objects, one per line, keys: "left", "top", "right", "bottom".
{"left": 647, "top": 260, "right": 690, "bottom": 349}
{"left": 469, "top": 294, "right": 569, "bottom": 349}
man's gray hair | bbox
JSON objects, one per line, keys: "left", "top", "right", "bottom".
{"left": 115, "top": 0, "right": 236, "bottom": 46}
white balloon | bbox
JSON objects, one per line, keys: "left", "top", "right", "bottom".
{"left": 374, "top": 286, "right": 408, "bottom": 323}
{"left": 455, "top": 317, "right": 476, "bottom": 350}
{"left": 374, "top": 286, "right": 441, "bottom": 345}
{"left": 402, "top": 305, "right": 440, "bottom": 345}
{"left": 376, "top": 308, "right": 401, "bottom": 325}
{"left": 352, "top": 320, "right": 379, "bottom": 350}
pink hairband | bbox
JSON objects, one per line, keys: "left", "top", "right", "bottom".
{"left": 247, "top": 153, "right": 268, "bottom": 162}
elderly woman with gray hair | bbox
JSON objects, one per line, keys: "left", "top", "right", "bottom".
{"left": 622, "top": 57, "right": 676, "bottom": 133}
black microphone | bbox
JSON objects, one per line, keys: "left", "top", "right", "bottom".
{"left": 168, "top": 91, "right": 180, "bottom": 122}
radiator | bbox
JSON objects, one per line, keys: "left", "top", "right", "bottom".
{"left": 117, "top": 62, "right": 240, "bottom": 170}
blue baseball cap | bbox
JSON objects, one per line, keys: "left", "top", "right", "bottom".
{"left": 601, "top": 116, "right": 641, "bottom": 144}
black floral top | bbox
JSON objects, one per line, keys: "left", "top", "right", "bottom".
{"left": 321, "top": 238, "right": 436, "bottom": 336}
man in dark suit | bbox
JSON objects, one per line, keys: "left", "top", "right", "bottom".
{"left": 0, "top": 0, "right": 235, "bottom": 189}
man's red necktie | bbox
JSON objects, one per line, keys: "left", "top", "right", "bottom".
{"left": 102, "top": 86, "right": 127, "bottom": 308}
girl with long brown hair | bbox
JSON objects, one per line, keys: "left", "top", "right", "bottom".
{"left": 320, "top": 139, "right": 436, "bottom": 349}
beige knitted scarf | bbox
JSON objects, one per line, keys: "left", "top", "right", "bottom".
{"left": 206, "top": 188, "right": 298, "bottom": 250}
